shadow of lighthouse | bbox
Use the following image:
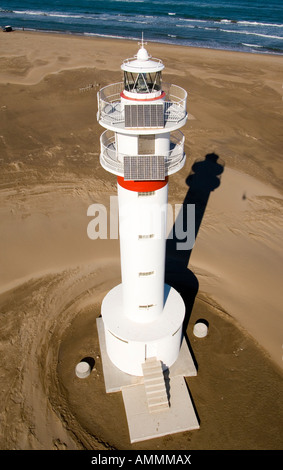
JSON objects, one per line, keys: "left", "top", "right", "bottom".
{"left": 165, "top": 152, "right": 225, "bottom": 336}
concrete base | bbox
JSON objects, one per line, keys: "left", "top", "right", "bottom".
{"left": 122, "top": 376, "right": 199, "bottom": 443}
{"left": 101, "top": 283, "right": 186, "bottom": 376}
{"left": 96, "top": 317, "right": 197, "bottom": 393}
{"left": 96, "top": 317, "right": 199, "bottom": 443}
{"left": 97, "top": 317, "right": 143, "bottom": 392}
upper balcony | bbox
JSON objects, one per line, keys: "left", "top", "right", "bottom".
{"left": 97, "top": 82, "right": 187, "bottom": 134}
{"left": 100, "top": 129, "right": 186, "bottom": 178}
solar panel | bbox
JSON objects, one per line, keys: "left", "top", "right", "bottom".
{"left": 124, "top": 155, "right": 165, "bottom": 181}
{"left": 124, "top": 104, "right": 164, "bottom": 128}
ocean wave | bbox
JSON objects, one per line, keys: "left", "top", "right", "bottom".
{"left": 182, "top": 18, "right": 207, "bottom": 24}
{"left": 176, "top": 24, "right": 195, "bottom": 29}
{"left": 242, "top": 43, "right": 264, "bottom": 48}
{"left": 48, "top": 13, "right": 82, "bottom": 19}
{"left": 83, "top": 32, "right": 139, "bottom": 40}
{"left": 6, "top": 9, "right": 103, "bottom": 21}
{"left": 238, "top": 20, "right": 283, "bottom": 28}
{"left": 110, "top": 0, "right": 145, "bottom": 2}
{"left": 14, "top": 10, "right": 45, "bottom": 16}
{"left": 181, "top": 17, "right": 283, "bottom": 28}
{"left": 4, "top": 8, "right": 157, "bottom": 24}
{"left": 220, "top": 29, "right": 283, "bottom": 40}
{"left": 118, "top": 19, "right": 150, "bottom": 24}
{"left": 210, "top": 18, "right": 283, "bottom": 28}
{"left": 12, "top": 9, "right": 87, "bottom": 20}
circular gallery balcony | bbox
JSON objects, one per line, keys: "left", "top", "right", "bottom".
{"left": 97, "top": 82, "right": 187, "bottom": 134}
{"left": 100, "top": 129, "right": 186, "bottom": 177}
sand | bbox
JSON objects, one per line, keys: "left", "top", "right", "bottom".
{"left": 0, "top": 31, "right": 282, "bottom": 451}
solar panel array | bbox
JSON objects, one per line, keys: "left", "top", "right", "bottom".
{"left": 124, "top": 155, "right": 165, "bottom": 181}
{"left": 124, "top": 104, "right": 164, "bottom": 128}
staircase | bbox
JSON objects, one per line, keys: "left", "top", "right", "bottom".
{"left": 142, "top": 357, "right": 169, "bottom": 413}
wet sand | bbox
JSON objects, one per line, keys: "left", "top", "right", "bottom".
{"left": 0, "top": 31, "right": 282, "bottom": 450}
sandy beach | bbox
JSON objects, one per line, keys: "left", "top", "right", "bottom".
{"left": 0, "top": 30, "right": 282, "bottom": 450}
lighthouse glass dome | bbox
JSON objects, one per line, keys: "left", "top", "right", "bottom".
{"left": 123, "top": 71, "right": 162, "bottom": 94}
{"left": 122, "top": 45, "right": 164, "bottom": 94}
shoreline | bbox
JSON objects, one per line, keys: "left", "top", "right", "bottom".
{"left": 3, "top": 28, "right": 283, "bottom": 58}
{"left": 3, "top": 25, "right": 283, "bottom": 57}
{"left": 2, "top": 29, "right": 283, "bottom": 62}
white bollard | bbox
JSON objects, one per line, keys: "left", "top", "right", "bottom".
{"left": 75, "top": 361, "right": 91, "bottom": 378}
{"left": 193, "top": 321, "right": 208, "bottom": 338}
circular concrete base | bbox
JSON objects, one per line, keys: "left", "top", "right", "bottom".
{"left": 102, "top": 283, "right": 185, "bottom": 342}
{"left": 101, "top": 283, "right": 186, "bottom": 376}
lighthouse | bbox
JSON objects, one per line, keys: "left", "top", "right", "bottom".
{"left": 96, "top": 40, "right": 199, "bottom": 441}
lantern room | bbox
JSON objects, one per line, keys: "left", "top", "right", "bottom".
{"left": 121, "top": 43, "right": 164, "bottom": 98}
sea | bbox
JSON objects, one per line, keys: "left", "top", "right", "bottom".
{"left": 1, "top": 0, "right": 283, "bottom": 55}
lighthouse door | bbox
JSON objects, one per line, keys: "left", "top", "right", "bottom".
{"left": 138, "top": 135, "right": 155, "bottom": 155}
{"left": 145, "top": 343, "right": 157, "bottom": 360}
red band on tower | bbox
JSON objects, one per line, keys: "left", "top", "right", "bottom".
{"left": 117, "top": 176, "right": 168, "bottom": 192}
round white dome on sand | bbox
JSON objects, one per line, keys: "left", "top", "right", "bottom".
{"left": 75, "top": 361, "right": 91, "bottom": 378}
{"left": 193, "top": 321, "right": 208, "bottom": 338}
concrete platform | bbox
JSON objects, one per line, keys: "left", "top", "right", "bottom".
{"left": 96, "top": 317, "right": 199, "bottom": 443}
{"left": 96, "top": 317, "right": 197, "bottom": 393}
{"left": 122, "top": 375, "right": 199, "bottom": 443}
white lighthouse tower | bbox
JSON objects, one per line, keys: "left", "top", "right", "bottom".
{"left": 96, "top": 40, "right": 199, "bottom": 442}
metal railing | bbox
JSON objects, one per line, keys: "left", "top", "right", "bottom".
{"left": 97, "top": 82, "right": 124, "bottom": 125}
{"left": 97, "top": 82, "right": 187, "bottom": 126}
{"left": 162, "top": 82, "right": 187, "bottom": 106}
{"left": 100, "top": 129, "right": 185, "bottom": 176}
{"left": 122, "top": 56, "right": 164, "bottom": 68}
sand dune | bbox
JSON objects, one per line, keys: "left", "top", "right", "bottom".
{"left": 0, "top": 31, "right": 282, "bottom": 450}
{"left": 190, "top": 167, "right": 283, "bottom": 370}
